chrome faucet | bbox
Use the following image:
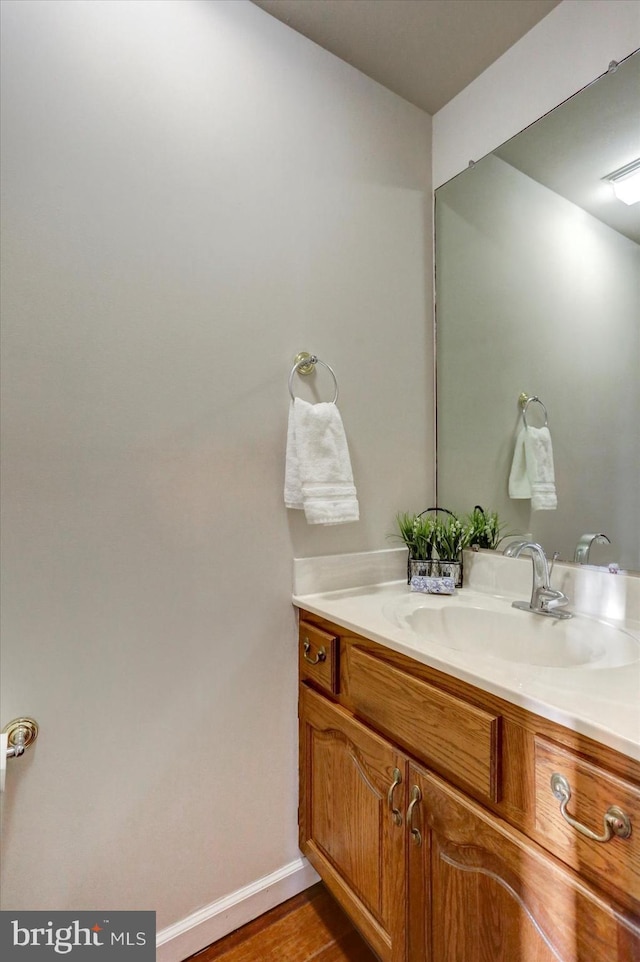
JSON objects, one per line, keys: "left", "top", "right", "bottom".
{"left": 503, "top": 541, "right": 572, "bottom": 619}
{"left": 573, "top": 533, "right": 610, "bottom": 564}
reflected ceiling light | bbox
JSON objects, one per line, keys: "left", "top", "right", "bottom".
{"left": 602, "top": 159, "right": 640, "bottom": 205}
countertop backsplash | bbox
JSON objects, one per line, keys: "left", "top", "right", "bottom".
{"left": 293, "top": 547, "right": 407, "bottom": 596}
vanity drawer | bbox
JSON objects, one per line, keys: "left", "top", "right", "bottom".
{"left": 347, "top": 646, "right": 500, "bottom": 802}
{"left": 299, "top": 621, "right": 339, "bottom": 694}
{"left": 534, "top": 737, "right": 640, "bottom": 910}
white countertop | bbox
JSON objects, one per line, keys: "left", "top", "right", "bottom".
{"left": 293, "top": 578, "right": 640, "bottom": 762}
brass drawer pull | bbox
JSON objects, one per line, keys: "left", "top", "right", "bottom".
{"left": 387, "top": 768, "right": 403, "bottom": 826}
{"left": 303, "top": 639, "right": 326, "bottom": 665}
{"left": 408, "top": 785, "right": 422, "bottom": 846}
{"left": 550, "top": 773, "right": 632, "bottom": 842}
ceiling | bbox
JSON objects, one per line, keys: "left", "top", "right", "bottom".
{"left": 251, "top": 2, "right": 639, "bottom": 242}
{"left": 251, "top": 0, "right": 561, "bottom": 114}
{"left": 494, "top": 51, "right": 640, "bottom": 244}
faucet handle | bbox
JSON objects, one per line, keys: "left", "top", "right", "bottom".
{"left": 538, "top": 587, "right": 569, "bottom": 612}
{"left": 548, "top": 551, "right": 560, "bottom": 579}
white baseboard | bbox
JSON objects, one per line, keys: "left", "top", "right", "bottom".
{"left": 156, "top": 856, "right": 320, "bottom": 962}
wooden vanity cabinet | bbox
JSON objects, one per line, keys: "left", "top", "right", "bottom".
{"left": 300, "top": 685, "right": 408, "bottom": 962}
{"left": 408, "top": 765, "right": 640, "bottom": 962}
{"left": 297, "top": 609, "right": 640, "bottom": 962}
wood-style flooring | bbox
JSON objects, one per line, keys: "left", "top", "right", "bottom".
{"left": 189, "top": 883, "right": 379, "bottom": 962}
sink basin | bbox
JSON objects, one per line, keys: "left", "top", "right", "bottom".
{"left": 384, "top": 594, "right": 640, "bottom": 669}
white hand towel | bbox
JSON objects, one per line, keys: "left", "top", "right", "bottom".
{"left": 508, "top": 425, "right": 557, "bottom": 510}
{"left": 284, "top": 398, "right": 359, "bottom": 525}
{"left": 508, "top": 426, "right": 530, "bottom": 499}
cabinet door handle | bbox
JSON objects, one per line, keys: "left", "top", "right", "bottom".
{"left": 550, "top": 773, "right": 632, "bottom": 842}
{"left": 407, "top": 785, "right": 422, "bottom": 845}
{"left": 388, "top": 768, "right": 403, "bottom": 826}
{"left": 303, "top": 639, "right": 326, "bottom": 665}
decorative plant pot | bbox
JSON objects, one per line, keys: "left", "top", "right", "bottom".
{"left": 408, "top": 558, "right": 463, "bottom": 588}
{"left": 437, "top": 560, "right": 463, "bottom": 588}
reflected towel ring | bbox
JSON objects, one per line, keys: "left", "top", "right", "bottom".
{"left": 289, "top": 352, "right": 339, "bottom": 403}
{"left": 519, "top": 393, "right": 549, "bottom": 428}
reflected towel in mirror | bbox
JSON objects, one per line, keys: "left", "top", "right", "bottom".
{"left": 285, "top": 398, "right": 359, "bottom": 525}
{"left": 508, "top": 425, "right": 557, "bottom": 510}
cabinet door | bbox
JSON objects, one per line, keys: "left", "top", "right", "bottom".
{"left": 408, "top": 764, "right": 640, "bottom": 962}
{"left": 299, "top": 685, "right": 407, "bottom": 962}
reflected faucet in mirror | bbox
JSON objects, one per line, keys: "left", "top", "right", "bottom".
{"left": 503, "top": 541, "right": 572, "bottom": 620}
{"left": 573, "top": 533, "right": 611, "bottom": 564}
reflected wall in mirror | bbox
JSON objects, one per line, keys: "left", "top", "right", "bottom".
{"left": 436, "top": 50, "right": 640, "bottom": 572}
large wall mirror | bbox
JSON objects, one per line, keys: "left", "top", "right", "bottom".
{"left": 435, "top": 49, "right": 640, "bottom": 572}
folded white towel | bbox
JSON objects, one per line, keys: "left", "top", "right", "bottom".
{"left": 285, "top": 398, "right": 359, "bottom": 525}
{"left": 526, "top": 426, "right": 557, "bottom": 510}
{"left": 508, "top": 425, "right": 557, "bottom": 511}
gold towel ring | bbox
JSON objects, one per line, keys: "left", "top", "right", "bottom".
{"left": 519, "top": 393, "right": 549, "bottom": 428}
{"left": 288, "top": 352, "right": 339, "bottom": 403}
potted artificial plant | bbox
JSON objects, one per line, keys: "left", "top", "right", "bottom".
{"left": 395, "top": 508, "right": 468, "bottom": 587}
{"left": 395, "top": 505, "right": 505, "bottom": 588}
{"left": 465, "top": 505, "right": 505, "bottom": 550}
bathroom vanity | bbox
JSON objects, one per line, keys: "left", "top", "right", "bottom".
{"left": 294, "top": 557, "right": 640, "bottom": 962}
